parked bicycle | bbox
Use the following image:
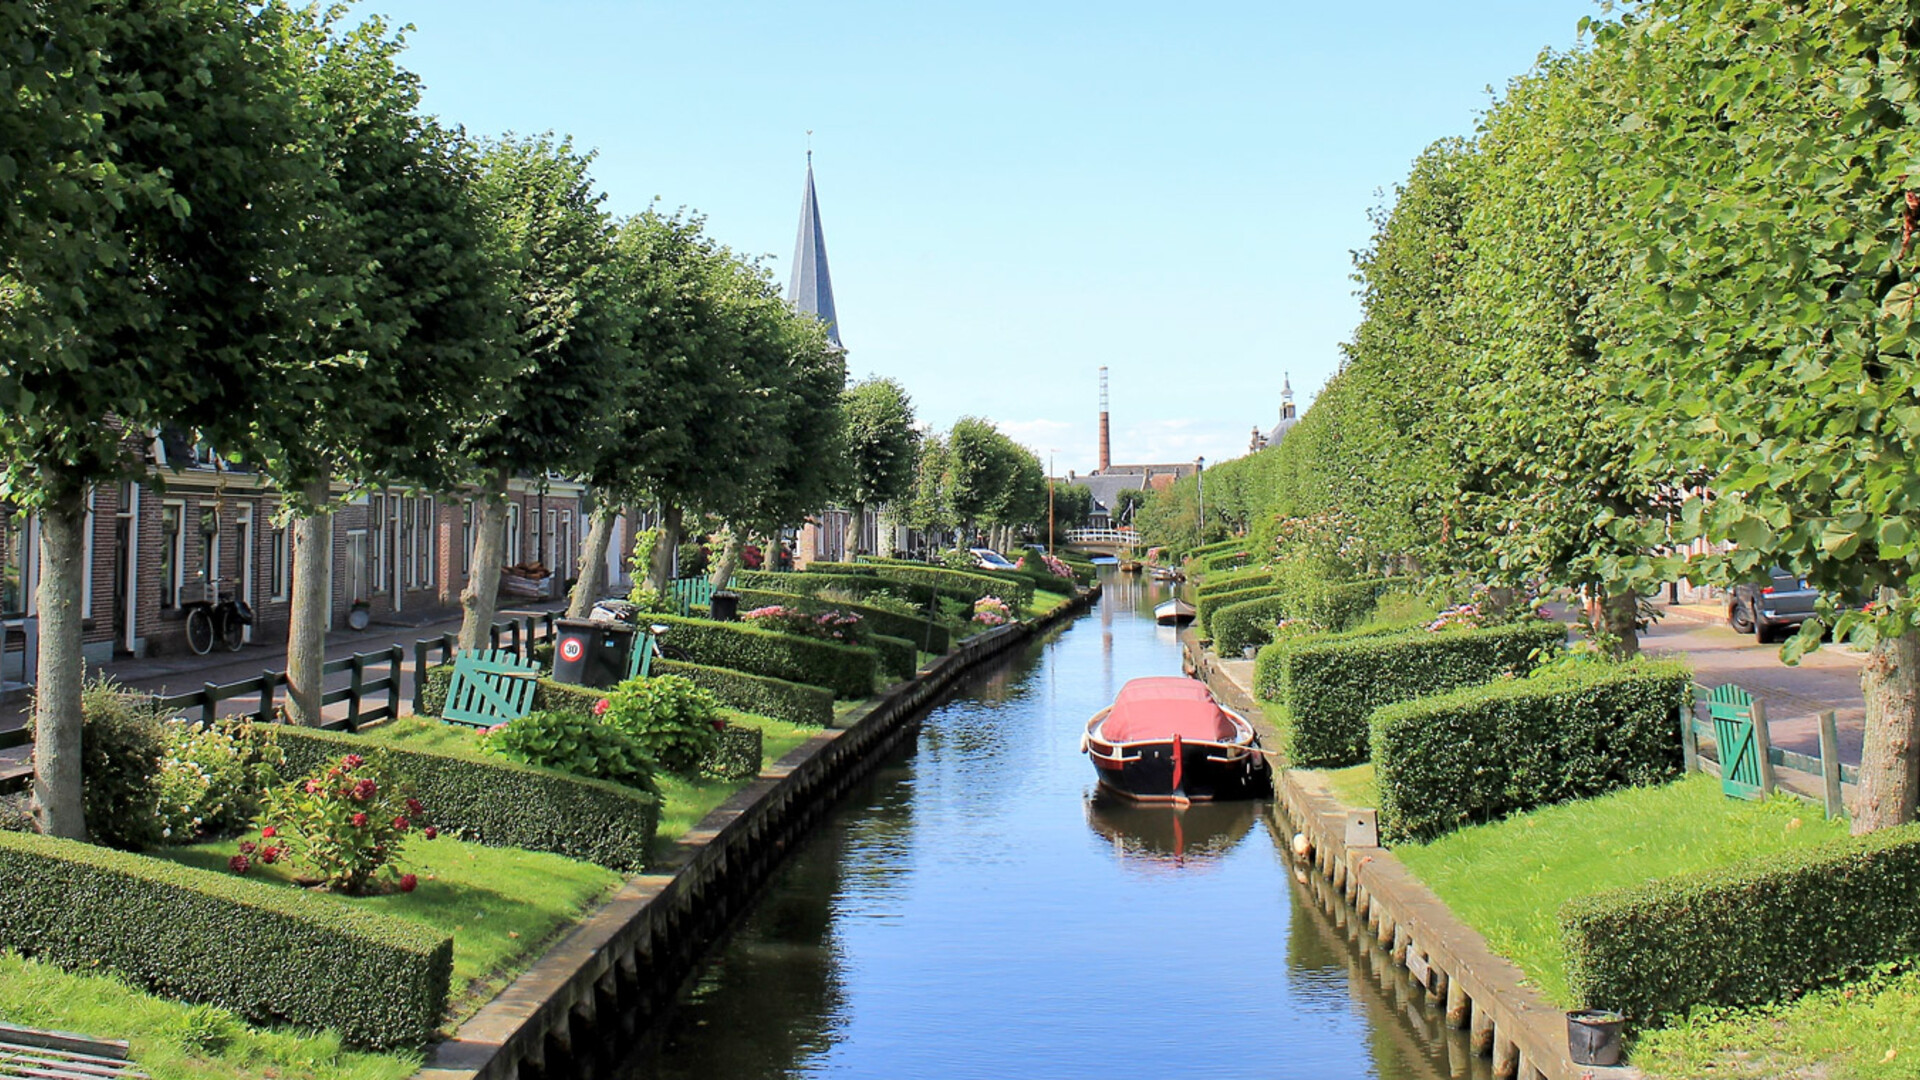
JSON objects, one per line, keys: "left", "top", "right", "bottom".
{"left": 184, "top": 575, "right": 253, "bottom": 655}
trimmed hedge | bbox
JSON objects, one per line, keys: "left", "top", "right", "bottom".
{"left": 0, "top": 829, "right": 452, "bottom": 1048}
{"left": 655, "top": 660, "right": 835, "bottom": 727}
{"left": 1196, "top": 584, "right": 1285, "bottom": 636}
{"left": 1195, "top": 567, "right": 1275, "bottom": 598}
{"left": 735, "top": 569, "right": 977, "bottom": 610}
{"left": 989, "top": 567, "right": 1075, "bottom": 596}
{"left": 1199, "top": 548, "right": 1257, "bottom": 573}
{"left": 868, "top": 632, "right": 918, "bottom": 680}
{"left": 1561, "top": 825, "right": 1920, "bottom": 1023}
{"left": 648, "top": 613, "right": 878, "bottom": 699}
{"left": 276, "top": 725, "right": 659, "bottom": 873}
{"left": 811, "top": 561, "right": 1034, "bottom": 608}
{"left": 1211, "top": 594, "right": 1293, "bottom": 656}
{"left": 1182, "top": 538, "right": 1246, "bottom": 563}
{"left": 704, "top": 723, "right": 764, "bottom": 781}
{"left": 1257, "top": 621, "right": 1567, "bottom": 766}
{"left": 1289, "top": 575, "right": 1411, "bottom": 632}
{"left": 1372, "top": 661, "right": 1689, "bottom": 843}
{"left": 731, "top": 586, "right": 951, "bottom": 653}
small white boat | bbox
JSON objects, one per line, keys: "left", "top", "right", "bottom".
{"left": 1154, "top": 598, "right": 1195, "bottom": 625}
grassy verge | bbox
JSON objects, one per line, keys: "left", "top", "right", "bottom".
{"left": 1028, "top": 590, "right": 1069, "bottom": 617}
{"left": 1391, "top": 774, "right": 1849, "bottom": 1005}
{"left": 153, "top": 833, "right": 621, "bottom": 1024}
{"left": 0, "top": 951, "right": 418, "bottom": 1080}
{"left": 1313, "top": 762, "right": 1379, "bottom": 809}
{"left": 1633, "top": 966, "right": 1920, "bottom": 1080}
{"left": 651, "top": 714, "right": 817, "bottom": 859}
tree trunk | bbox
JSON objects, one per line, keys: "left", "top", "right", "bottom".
{"left": 1855, "top": 611, "right": 1920, "bottom": 833}
{"left": 648, "top": 503, "right": 682, "bottom": 592}
{"left": 457, "top": 470, "right": 510, "bottom": 652}
{"left": 1601, "top": 588, "right": 1640, "bottom": 661}
{"left": 29, "top": 489, "right": 86, "bottom": 839}
{"left": 568, "top": 504, "right": 616, "bottom": 618}
{"left": 709, "top": 524, "right": 743, "bottom": 589}
{"left": 848, "top": 504, "right": 867, "bottom": 558}
{"left": 285, "top": 480, "right": 333, "bottom": 726}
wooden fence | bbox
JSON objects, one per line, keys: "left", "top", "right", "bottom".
{"left": 1683, "top": 681, "right": 1857, "bottom": 818}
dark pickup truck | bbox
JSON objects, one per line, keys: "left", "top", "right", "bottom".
{"left": 1726, "top": 568, "right": 1821, "bottom": 644}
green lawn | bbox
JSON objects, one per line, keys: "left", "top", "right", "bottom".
{"left": 1027, "top": 590, "right": 1069, "bottom": 616}
{"left": 651, "top": 714, "right": 818, "bottom": 859}
{"left": 154, "top": 833, "right": 621, "bottom": 1022}
{"left": 1391, "top": 774, "right": 1850, "bottom": 1005}
{"left": 0, "top": 952, "right": 418, "bottom": 1080}
{"left": 1312, "top": 762, "right": 1380, "bottom": 809}
{"left": 1634, "top": 967, "right": 1920, "bottom": 1080}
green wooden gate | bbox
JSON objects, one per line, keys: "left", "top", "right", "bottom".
{"left": 441, "top": 648, "right": 541, "bottom": 728}
{"left": 1708, "top": 683, "right": 1765, "bottom": 799}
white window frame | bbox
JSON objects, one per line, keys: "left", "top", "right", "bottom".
{"left": 160, "top": 501, "right": 186, "bottom": 610}
{"left": 417, "top": 497, "right": 435, "bottom": 587}
{"left": 270, "top": 525, "right": 290, "bottom": 601}
{"left": 81, "top": 490, "right": 95, "bottom": 617}
{"left": 371, "top": 494, "right": 387, "bottom": 593}
{"left": 505, "top": 504, "right": 522, "bottom": 567}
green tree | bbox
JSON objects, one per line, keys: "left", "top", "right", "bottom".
{"left": 838, "top": 378, "right": 919, "bottom": 557}
{"left": 1, "top": 0, "right": 318, "bottom": 837}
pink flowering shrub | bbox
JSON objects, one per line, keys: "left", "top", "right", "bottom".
{"left": 972, "top": 596, "right": 1014, "bottom": 627}
{"left": 236, "top": 751, "right": 427, "bottom": 894}
{"left": 1427, "top": 603, "right": 1483, "bottom": 632}
{"left": 743, "top": 604, "right": 866, "bottom": 645}
{"left": 1015, "top": 553, "right": 1075, "bottom": 580}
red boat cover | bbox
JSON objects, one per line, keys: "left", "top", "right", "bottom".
{"left": 1103, "top": 677, "right": 1235, "bottom": 742}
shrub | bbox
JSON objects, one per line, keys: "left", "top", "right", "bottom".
{"left": 996, "top": 566, "right": 1074, "bottom": 596}
{"left": 1181, "top": 538, "right": 1246, "bottom": 563}
{"left": 644, "top": 614, "right": 879, "bottom": 699}
{"left": 154, "top": 716, "right": 285, "bottom": 843}
{"left": 1258, "top": 621, "right": 1567, "bottom": 766}
{"left": 598, "top": 674, "right": 723, "bottom": 777}
{"left": 652, "top": 660, "right": 834, "bottom": 727}
{"left": 868, "top": 632, "right": 918, "bottom": 679}
{"left": 1199, "top": 549, "right": 1256, "bottom": 573}
{"left": 732, "top": 587, "right": 952, "bottom": 653}
{"left": 273, "top": 725, "right": 657, "bottom": 873}
{"left": 248, "top": 751, "right": 426, "bottom": 894}
{"left": 703, "top": 724, "right": 764, "bottom": 782}
{"left": 1196, "top": 584, "right": 1285, "bottom": 636}
{"left": 938, "top": 548, "right": 977, "bottom": 570}
{"left": 1561, "top": 826, "right": 1920, "bottom": 1024}
{"left": 0, "top": 829, "right": 452, "bottom": 1048}
{"left": 973, "top": 596, "right": 1014, "bottom": 627}
{"left": 0, "top": 793, "right": 31, "bottom": 833}
{"left": 1194, "top": 568, "right": 1275, "bottom": 598}
{"left": 734, "top": 569, "right": 974, "bottom": 611}
{"left": 741, "top": 603, "right": 867, "bottom": 646}
{"left": 481, "top": 709, "right": 655, "bottom": 790}
{"left": 30, "top": 676, "right": 169, "bottom": 850}
{"left": 1210, "top": 594, "right": 1293, "bottom": 656}
{"left": 810, "top": 561, "right": 1034, "bottom": 608}
{"left": 1371, "top": 660, "right": 1689, "bottom": 843}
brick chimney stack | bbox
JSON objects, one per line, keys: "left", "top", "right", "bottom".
{"left": 1098, "top": 367, "right": 1111, "bottom": 473}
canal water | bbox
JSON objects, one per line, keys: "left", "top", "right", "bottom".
{"left": 629, "top": 571, "right": 1484, "bottom": 1080}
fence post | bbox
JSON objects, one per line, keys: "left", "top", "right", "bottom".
{"left": 200, "top": 683, "right": 219, "bottom": 726}
{"left": 1679, "top": 702, "right": 1698, "bottom": 775}
{"left": 440, "top": 632, "right": 455, "bottom": 664}
{"left": 346, "top": 653, "right": 364, "bottom": 731}
{"left": 522, "top": 614, "right": 536, "bottom": 653}
{"left": 1751, "top": 698, "right": 1777, "bottom": 797}
{"left": 258, "top": 671, "right": 278, "bottom": 724}
{"left": 413, "top": 639, "right": 431, "bottom": 715}
{"left": 389, "top": 646, "right": 404, "bottom": 721}
{"left": 1817, "top": 710, "right": 1844, "bottom": 819}
{"left": 489, "top": 622, "right": 501, "bottom": 651}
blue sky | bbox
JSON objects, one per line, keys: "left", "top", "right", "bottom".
{"left": 375, "top": 1, "right": 1598, "bottom": 474}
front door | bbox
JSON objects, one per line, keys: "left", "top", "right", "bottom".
{"left": 235, "top": 507, "right": 254, "bottom": 643}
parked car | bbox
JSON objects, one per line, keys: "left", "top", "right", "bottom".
{"left": 969, "top": 548, "right": 1020, "bottom": 573}
{"left": 1727, "top": 568, "right": 1821, "bottom": 644}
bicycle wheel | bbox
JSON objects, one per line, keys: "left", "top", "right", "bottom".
{"left": 185, "top": 606, "right": 215, "bottom": 655}
{"left": 658, "top": 644, "right": 693, "bottom": 663}
{"left": 220, "top": 608, "right": 245, "bottom": 652}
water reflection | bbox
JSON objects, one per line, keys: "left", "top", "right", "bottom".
{"left": 630, "top": 569, "right": 1468, "bottom": 1080}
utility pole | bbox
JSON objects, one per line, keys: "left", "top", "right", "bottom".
{"left": 1196, "top": 456, "right": 1206, "bottom": 543}
{"left": 1048, "top": 451, "right": 1055, "bottom": 555}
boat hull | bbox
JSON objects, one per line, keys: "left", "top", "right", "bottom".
{"left": 1090, "top": 738, "right": 1272, "bottom": 802}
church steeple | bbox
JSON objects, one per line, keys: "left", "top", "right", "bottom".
{"left": 1281, "top": 372, "right": 1295, "bottom": 420}
{"left": 787, "top": 151, "right": 842, "bottom": 348}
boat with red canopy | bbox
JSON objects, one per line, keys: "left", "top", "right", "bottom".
{"left": 1080, "top": 677, "right": 1272, "bottom": 803}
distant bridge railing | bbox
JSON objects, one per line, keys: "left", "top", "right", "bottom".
{"left": 1062, "top": 528, "right": 1139, "bottom": 547}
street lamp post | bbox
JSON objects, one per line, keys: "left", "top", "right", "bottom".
{"left": 1047, "top": 452, "right": 1055, "bottom": 556}
{"left": 1196, "top": 456, "right": 1206, "bottom": 543}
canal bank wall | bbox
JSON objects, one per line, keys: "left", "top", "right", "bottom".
{"left": 1182, "top": 638, "right": 1643, "bottom": 1080}
{"left": 417, "top": 585, "right": 1101, "bottom": 1080}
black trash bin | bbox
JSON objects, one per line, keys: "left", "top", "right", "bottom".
{"left": 551, "top": 618, "right": 638, "bottom": 689}
{"left": 709, "top": 590, "right": 741, "bottom": 622}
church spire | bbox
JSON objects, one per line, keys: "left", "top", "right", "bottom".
{"left": 787, "top": 150, "right": 842, "bottom": 348}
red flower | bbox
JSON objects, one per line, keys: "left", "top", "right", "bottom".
{"left": 228, "top": 854, "right": 251, "bottom": 874}
{"left": 592, "top": 698, "right": 610, "bottom": 717}
{"left": 405, "top": 798, "right": 424, "bottom": 817}
{"left": 342, "top": 753, "right": 364, "bottom": 769}
{"left": 392, "top": 816, "right": 410, "bottom": 831}
{"left": 423, "top": 826, "right": 439, "bottom": 840}
{"left": 351, "top": 778, "right": 378, "bottom": 801}
{"left": 259, "top": 846, "right": 279, "bottom": 864}
{"left": 304, "top": 779, "right": 322, "bottom": 794}
{"left": 399, "top": 874, "right": 418, "bottom": 893}
{"left": 351, "top": 812, "right": 369, "bottom": 828}
{"left": 238, "top": 840, "right": 257, "bottom": 856}
{"left": 711, "top": 719, "right": 727, "bottom": 732}
{"left": 260, "top": 826, "right": 277, "bottom": 839}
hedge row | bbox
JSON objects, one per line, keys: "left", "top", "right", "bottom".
{"left": 1199, "top": 548, "right": 1257, "bottom": 573}
{"left": 648, "top": 613, "right": 878, "bottom": 698}
{"left": 0, "top": 829, "right": 452, "bottom": 1048}
{"left": 1372, "top": 661, "right": 1689, "bottom": 843}
{"left": 1562, "top": 825, "right": 1920, "bottom": 1023}
{"left": 654, "top": 661, "right": 835, "bottom": 727}
{"left": 731, "top": 586, "right": 951, "bottom": 653}
{"left": 276, "top": 725, "right": 659, "bottom": 873}
{"left": 1211, "top": 594, "right": 1292, "bottom": 656}
{"left": 988, "top": 567, "right": 1075, "bottom": 596}
{"left": 735, "top": 569, "right": 977, "bottom": 610}
{"left": 1194, "top": 567, "right": 1275, "bottom": 598}
{"left": 704, "top": 724, "right": 764, "bottom": 781}
{"left": 1258, "top": 621, "right": 1567, "bottom": 766}
{"left": 867, "top": 632, "right": 918, "bottom": 680}
{"left": 1182, "top": 538, "right": 1247, "bottom": 563}
{"left": 812, "top": 561, "right": 1034, "bottom": 608}
{"left": 1196, "top": 584, "right": 1285, "bottom": 636}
